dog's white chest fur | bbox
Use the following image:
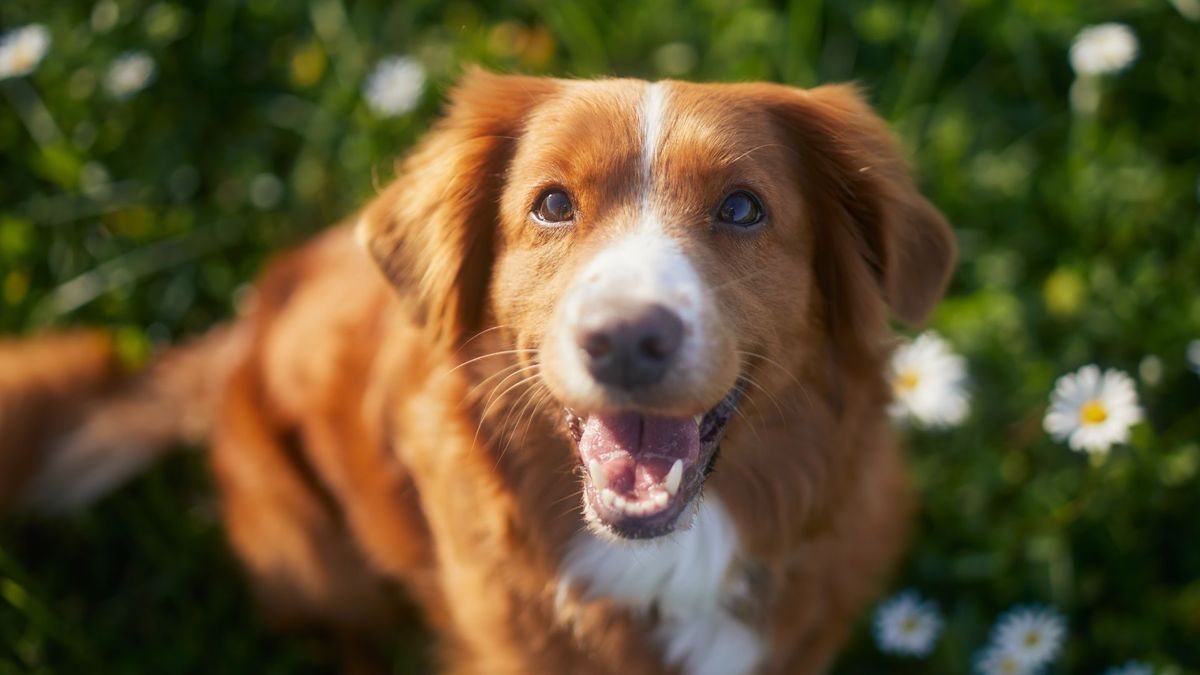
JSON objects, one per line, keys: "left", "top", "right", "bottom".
{"left": 560, "top": 498, "right": 765, "bottom": 675}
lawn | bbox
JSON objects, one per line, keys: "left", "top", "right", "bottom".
{"left": 1, "top": 0, "right": 1199, "bottom": 673}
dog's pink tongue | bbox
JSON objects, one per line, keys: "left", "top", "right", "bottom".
{"left": 578, "top": 412, "right": 699, "bottom": 496}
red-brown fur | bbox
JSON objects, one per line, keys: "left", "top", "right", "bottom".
{"left": 0, "top": 70, "right": 955, "bottom": 673}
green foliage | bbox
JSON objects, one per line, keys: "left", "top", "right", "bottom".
{"left": 2, "top": 0, "right": 1198, "bottom": 672}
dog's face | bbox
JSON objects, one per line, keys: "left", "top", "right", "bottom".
{"left": 361, "top": 71, "right": 955, "bottom": 540}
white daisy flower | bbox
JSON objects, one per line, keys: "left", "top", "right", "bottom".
{"left": 1187, "top": 339, "right": 1200, "bottom": 376}
{"left": 873, "top": 590, "right": 943, "bottom": 656}
{"left": 0, "top": 24, "right": 51, "bottom": 80}
{"left": 889, "top": 331, "right": 970, "bottom": 428}
{"left": 1070, "top": 23, "right": 1138, "bottom": 76}
{"left": 1044, "top": 365, "right": 1143, "bottom": 454}
{"left": 363, "top": 55, "right": 425, "bottom": 117}
{"left": 990, "top": 606, "right": 1066, "bottom": 670}
{"left": 975, "top": 646, "right": 1034, "bottom": 675}
{"left": 1102, "top": 661, "right": 1154, "bottom": 675}
{"left": 104, "top": 51, "right": 156, "bottom": 99}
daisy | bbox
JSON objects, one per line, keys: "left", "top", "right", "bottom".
{"left": 1070, "top": 23, "right": 1138, "bottom": 76}
{"left": 363, "top": 55, "right": 425, "bottom": 117}
{"left": 990, "top": 606, "right": 1066, "bottom": 670}
{"left": 1044, "top": 365, "right": 1142, "bottom": 454}
{"left": 1102, "top": 661, "right": 1154, "bottom": 675}
{"left": 889, "top": 331, "right": 970, "bottom": 428}
{"left": 1187, "top": 339, "right": 1200, "bottom": 376}
{"left": 0, "top": 24, "right": 51, "bottom": 80}
{"left": 874, "top": 590, "right": 943, "bottom": 656}
{"left": 104, "top": 51, "right": 156, "bottom": 99}
{"left": 975, "top": 646, "right": 1033, "bottom": 675}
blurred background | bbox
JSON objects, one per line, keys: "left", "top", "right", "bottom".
{"left": 1, "top": 0, "right": 1198, "bottom": 673}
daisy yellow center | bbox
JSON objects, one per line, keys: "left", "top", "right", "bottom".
{"left": 13, "top": 49, "right": 35, "bottom": 70}
{"left": 1079, "top": 399, "right": 1108, "bottom": 425}
{"left": 1000, "top": 658, "right": 1019, "bottom": 675}
{"left": 900, "top": 615, "right": 920, "bottom": 633}
{"left": 895, "top": 368, "right": 920, "bottom": 393}
{"left": 1024, "top": 630, "right": 1042, "bottom": 647}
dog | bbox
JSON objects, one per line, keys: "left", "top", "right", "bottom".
{"left": 0, "top": 70, "right": 955, "bottom": 674}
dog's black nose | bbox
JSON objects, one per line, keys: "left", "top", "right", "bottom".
{"left": 577, "top": 301, "right": 684, "bottom": 389}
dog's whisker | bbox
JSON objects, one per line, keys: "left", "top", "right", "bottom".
{"left": 455, "top": 324, "right": 511, "bottom": 355}
{"left": 711, "top": 268, "right": 772, "bottom": 292}
{"left": 471, "top": 369, "right": 541, "bottom": 451}
{"left": 732, "top": 406, "right": 764, "bottom": 444}
{"left": 492, "top": 383, "right": 531, "bottom": 454}
{"left": 551, "top": 498, "right": 587, "bottom": 523}
{"left": 478, "top": 363, "right": 541, "bottom": 412}
{"left": 441, "top": 348, "right": 538, "bottom": 379}
{"left": 476, "top": 380, "right": 538, "bottom": 457}
{"left": 735, "top": 350, "right": 801, "bottom": 387}
{"left": 736, "top": 350, "right": 815, "bottom": 409}
{"left": 738, "top": 373, "right": 789, "bottom": 422}
{"left": 512, "top": 386, "right": 554, "bottom": 453}
{"left": 548, "top": 486, "right": 584, "bottom": 509}
{"left": 494, "top": 373, "right": 547, "bottom": 469}
{"left": 462, "top": 361, "right": 529, "bottom": 404}
{"left": 525, "top": 386, "right": 557, "bottom": 439}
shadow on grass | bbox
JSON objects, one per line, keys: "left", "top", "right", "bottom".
{"left": 0, "top": 453, "right": 430, "bottom": 675}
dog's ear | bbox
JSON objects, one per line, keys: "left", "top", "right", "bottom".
{"left": 358, "top": 69, "right": 559, "bottom": 344}
{"left": 767, "top": 84, "right": 956, "bottom": 357}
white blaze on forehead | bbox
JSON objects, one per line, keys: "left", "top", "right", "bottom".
{"left": 580, "top": 80, "right": 692, "bottom": 316}
{"left": 642, "top": 81, "right": 667, "bottom": 197}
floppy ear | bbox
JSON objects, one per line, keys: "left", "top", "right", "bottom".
{"left": 357, "top": 69, "right": 559, "bottom": 344}
{"left": 767, "top": 84, "right": 956, "bottom": 355}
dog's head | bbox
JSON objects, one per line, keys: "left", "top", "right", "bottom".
{"left": 360, "top": 70, "right": 955, "bottom": 540}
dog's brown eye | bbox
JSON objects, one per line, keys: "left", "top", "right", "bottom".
{"left": 533, "top": 189, "right": 575, "bottom": 224}
{"left": 717, "top": 191, "right": 765, "bottom": 228}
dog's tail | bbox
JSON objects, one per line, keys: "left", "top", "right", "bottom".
{"left": 0, "top": 326, "right": 241, "bottom": 513}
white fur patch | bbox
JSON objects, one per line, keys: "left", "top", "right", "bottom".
{"left": 555, "top": 228, "right": 708, "bottom": 401}
{"left": 642, "top": 82, "right": 666, "bottom": 189}
{"left": 560, "top": 498, "right": 766, "bottom": 675}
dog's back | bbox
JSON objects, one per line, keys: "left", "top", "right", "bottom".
{"left": 0, "top": 226, "right": 433, "bottom": 645}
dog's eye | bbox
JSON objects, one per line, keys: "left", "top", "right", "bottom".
{"left": 533, "top": 189, "right": 575, "bottom": 224}
{"left": 717, "top": 191, "right": 765, "bottom": 228}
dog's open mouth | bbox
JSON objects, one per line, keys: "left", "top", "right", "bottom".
{"left": 565, "top": 384, "right": 742, "bottom": 539}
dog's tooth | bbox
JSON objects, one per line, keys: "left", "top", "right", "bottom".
{"left": 652, "top": 491, "right": 669, "bottom": 509}
{"left": 612, "top": 493, "right": 627, "bottom": 510}
{"left": 693, "top": 414, "right": 703, "bottom": 426}
{"left": 600, "top": 488, "right": 616, "bottom": 508}
{"left": 587, "top": 460, "right": 608, "bottom": 491}
{"left": 664, "top": 459, "right": 683, "bottom": 496}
